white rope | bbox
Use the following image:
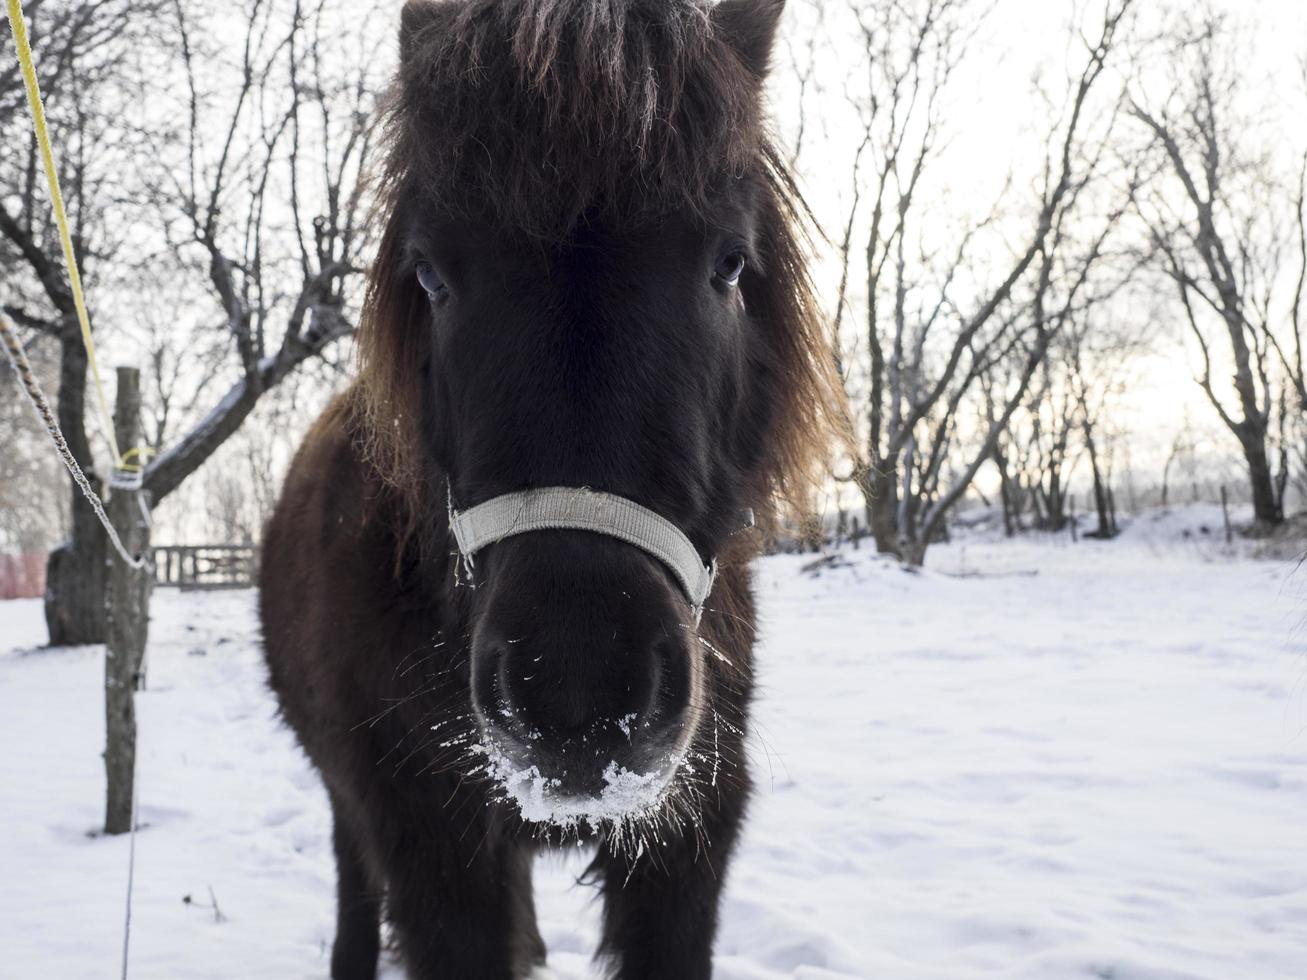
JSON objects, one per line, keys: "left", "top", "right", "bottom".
{"left": 1, "top": 315, "right": 148, "bottom": 976}
{"left": 0, "top": 314, "right": 149, "bottom": 571}
{"left": 120, "top": 749, "right": 139, "bottom": 980}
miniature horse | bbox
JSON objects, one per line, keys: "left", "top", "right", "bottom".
{"left": 259, "top": 1, "right": 839, "bottom": 976}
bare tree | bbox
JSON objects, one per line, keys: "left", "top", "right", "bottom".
{"left": 136, "top": 0, "right": 384, "bottom": 505}
{"left": 0, "top": 341, "right": 68, "bottom": 553}
{"left": 1283, "top": 142, "right": 1307, "bottom": 509}
{"left": 981, "top": 362, "right": 1038, "bottom": 535}
{"left": 1, "top": 0, "right": 385, "bottom": 643}
{"left": 1063, "top": 298, "right": 1149, "bottom": 537}
{"left": 1129, "top": 11, "right": 1297, "bottom": 528}
{"left": 1159, "top": 424, "right": 1190, "bottom": 508}
{"left": 0, "top": 0, "right": 164, "bottom": 643}
{"left": 1001, "top": 238, "right": 1151, "bottom": 540}
{"left": 831, "top": 0, "right": 1134, "bottom": 564}
{"left": 781, "top": 0, "right": 829, "bottom": 169}
{"left": 1011, "top": 357, "right": 1078, "bottom": 532}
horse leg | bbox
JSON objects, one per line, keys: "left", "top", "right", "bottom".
{"left": 592, "top": 783, "right": 748, "bottom": 980}
{"left": 329, "top": 792, "right": 382, "bottom": 980}
{"left": 374, "top": 794, "right": 544, "bottom": 979}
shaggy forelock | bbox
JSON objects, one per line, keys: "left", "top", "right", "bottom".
{"left": 393, "top": 0, "right": 763, "bottom": 238}
{"left": 356, "top": 0, "right": 849, "bottom": 543}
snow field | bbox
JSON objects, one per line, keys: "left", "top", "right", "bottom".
{"left": 1, "top": 521, "right": 1305, "bottom": 978}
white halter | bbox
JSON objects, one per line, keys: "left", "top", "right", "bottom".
{"left": 448, "top": 487, "right": 723, "bottom": 621}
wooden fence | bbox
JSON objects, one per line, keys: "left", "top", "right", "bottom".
{"left": 152, "top": 545, "right": 258, "bottom": 590}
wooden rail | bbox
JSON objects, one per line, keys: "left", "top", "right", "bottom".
{"left": 152, "top": 544, "right": 258, "bottom": 590}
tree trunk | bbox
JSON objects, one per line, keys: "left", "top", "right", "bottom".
{"left": 1085, "top": 426, "right": 1114, "bottom": 539}
{"left": 1243, "top": 435, "right": 1282, "bottom": 528}
{"left": 862, "top": 465, "right": 902, "bottom": 557}
{"left": 903, "top": 537, "right": 928, "bottom": 567}
{"left": 45, "top": 327, "right": 108, "bottom": 646}
{"left": 104, "top": 368, "right": 152, "bottom": 835}
{"left": 1213, "top": 296, "right": 1281, "bottom": 527}
{"left": 1043, "top": 460, "right": 1067, "bottom": 531}
{"left": 800, "top": 510, "right": 823, "bottom": 553}
{"left": 999, "top": 472, "right": 1015, "bottom": 537}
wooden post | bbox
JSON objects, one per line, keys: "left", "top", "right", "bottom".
{"left": 1220, "top": 485, "right": 1233, "bottom": 544}
{"left": 104, "top": 367, "right": 152, "bottom": 836}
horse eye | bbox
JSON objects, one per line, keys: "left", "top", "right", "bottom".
{"left": 415, "top": 260, "right": 446, "bottom": 298}
{"left": 714, "top": 251, "right": 746, "bottom": 286}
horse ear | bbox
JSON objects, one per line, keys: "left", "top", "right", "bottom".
{"left": 712, "top": 0, "right": 787, "bottom": 79}
{"left": 399, "top": 0, "right": 454, "bottom": 66}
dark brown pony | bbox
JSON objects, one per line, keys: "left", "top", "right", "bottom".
{"left": 259, "top": 1, "right": 841, "bottom": 977}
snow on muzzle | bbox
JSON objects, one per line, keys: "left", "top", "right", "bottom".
{"left": 465, "top": 531, "right": 706, "bottom": 826}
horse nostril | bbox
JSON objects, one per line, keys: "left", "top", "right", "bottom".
{"left": 647, "top": 635, "right": 691, "bottom": 726}
{"left": 472, "top": 628, "right": 693, "bottom": 742}
{"left": 497, "top": 642, "right": 555, "bottom": 731}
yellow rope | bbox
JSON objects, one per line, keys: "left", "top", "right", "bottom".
{"left": 117, "top": 447, "right": 154, "bottom": 474}
{"left": 6, "top": 0, "right": 124, "bottom": 468}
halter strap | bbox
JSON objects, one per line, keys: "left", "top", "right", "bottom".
{"left": 448, "top": 487, "right": 718, "bottom": 618}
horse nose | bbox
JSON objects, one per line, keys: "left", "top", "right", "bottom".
{"left": 473, "top": 628, "right": 690, "bottom": 741}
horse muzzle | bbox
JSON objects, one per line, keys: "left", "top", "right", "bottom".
{"left": 463, "top": 526, "right": 705, "bottom": 822}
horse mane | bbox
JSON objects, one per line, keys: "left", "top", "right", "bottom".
{"left": 353, "top": 0, "right": 844, "bottom": 538}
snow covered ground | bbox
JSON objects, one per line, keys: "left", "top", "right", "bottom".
{"left": 2, "top": 512, "right": 1306, "bottom": 979}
